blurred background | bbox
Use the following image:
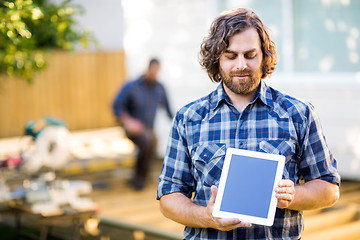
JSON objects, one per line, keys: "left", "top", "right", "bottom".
{"left": 0, "top": 0, "right": 360, "bottom": 239}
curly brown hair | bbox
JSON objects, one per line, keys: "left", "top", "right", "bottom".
{"left": 199, "top": 8, "right": 277, "bottom": 82}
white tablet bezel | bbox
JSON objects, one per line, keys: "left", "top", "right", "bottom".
{"left": 212, "top": 147, "right": 285, "bottom": 226}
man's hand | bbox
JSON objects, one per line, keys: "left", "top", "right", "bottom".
{"left": 159, "top": 186, "right": 252, "bottom": 230}
{"left": 275, "top": 179, "right": 295, "bottom": 209}
{"left": 206, "top": 186, "right": 252, "bottom": 231}
{"left": 121, "top": 115, "right": 145, "bottom": 136}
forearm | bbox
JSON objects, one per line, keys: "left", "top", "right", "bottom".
{"left": 159, "top": 188, "right": 251, "bottom": 231}
{"left": 165, "top": 103, "right": 174, "bottom": 120}
{"left": 159, "top": 192, "right": 210, "bottom": 228}
{"left": 288, "top": 179, "right": 339, "bottom": 211}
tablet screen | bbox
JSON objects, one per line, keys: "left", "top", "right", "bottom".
{"left": 212, "top": 148, "right": 285, "bottom": 226}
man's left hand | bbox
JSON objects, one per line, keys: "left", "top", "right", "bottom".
{"left": 275, "top": 179, "right": 295, "bottom": 209}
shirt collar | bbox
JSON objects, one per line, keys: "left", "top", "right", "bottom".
{"left": 209, "top": 84, "right": 230, "bottom": 111}
{"left": 253, "top": 80, "right": 274, "bottom": 109}
{"left": 210, "top": 80, "right": 274, "bottom": 111}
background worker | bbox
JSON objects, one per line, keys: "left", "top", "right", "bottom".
{"left": 113, "top": 58, "right": 173, "bottom": 190}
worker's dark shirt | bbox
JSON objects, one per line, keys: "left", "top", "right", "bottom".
{"left": 112, "top": 76, "right": 173, "bottom": 129}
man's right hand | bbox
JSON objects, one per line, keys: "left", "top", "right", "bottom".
{"left": 206, "top": 185, "right": 252, "bottom": 231}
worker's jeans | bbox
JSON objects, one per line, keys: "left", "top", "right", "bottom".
{"left": 126, "top": 128, "right": 156, "bottom": 189}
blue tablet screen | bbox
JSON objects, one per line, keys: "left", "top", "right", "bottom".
{"left": 219, "top": 154, "right": 279, "bottom": 218}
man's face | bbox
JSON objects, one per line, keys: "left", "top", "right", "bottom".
{"left": 219, "top": 27, "right": 263, "bottom": 96}
{"left": 146, "top": 63, "right": 160, "bottom": 82}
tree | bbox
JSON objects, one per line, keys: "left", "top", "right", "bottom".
{"left": 0, "top": 0, "right": 95, "bottom": 83}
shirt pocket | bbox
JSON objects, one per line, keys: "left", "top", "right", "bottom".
{"left": 258, "top": 140, "right": 299, "bottom": 182}
{"left": 192, "top": 143, "right": 226, "bottom": 187}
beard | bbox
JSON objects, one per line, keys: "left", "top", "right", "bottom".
{"left": 220, "top": 67, "right": 262, "bottom": 96}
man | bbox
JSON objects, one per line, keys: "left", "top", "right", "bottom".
{"left": 113, "top": 58, "right": 173, "bottom": 190}
{"left": 157, "top": 8, "right": 340, "bottom": 239}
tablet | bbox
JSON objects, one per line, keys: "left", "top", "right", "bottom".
{"left": 212, "top": 147, "right": 285, "bottom": 226}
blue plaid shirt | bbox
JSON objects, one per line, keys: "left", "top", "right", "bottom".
{"left": 112, "top": 76, "right": 173, "bottom": 129}
{"left": 157, "top": 80, "right": 340, "bottom": 240}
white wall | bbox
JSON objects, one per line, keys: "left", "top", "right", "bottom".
{"left": 270, "top": 72, "right": 360, "bottom": 180}
{"left": 72, "top": 0, "right": 124, "bottom": 50}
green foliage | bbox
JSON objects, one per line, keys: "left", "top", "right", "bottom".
{"left": 0, "top": 0, "right": 96, "bottom": 82}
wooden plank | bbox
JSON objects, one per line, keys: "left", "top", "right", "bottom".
{"left": 302, "top": 204, "right": 359, "bottom": 234}
{"left": 86, "top": 169, "right": 185, "bottom": 236}
{"left": 150, "top": 218, "right": 184, "bottom": 233}
{"left": 339, "top": 181, "right": 360, "bottom": 194}
{"left": 338, "top": 191, "right": 360, "bottom": 204}
{"left": 302, "top": 220, "right": 360, "bottom": 240}
{"left": 303, "top": 209, "right": 322, "bottom": 217}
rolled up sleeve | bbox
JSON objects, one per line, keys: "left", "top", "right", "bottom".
{"left": 298, "top": 104, "right": 341, "bottom": 186}
{"left": 157, "top": 113, "right": 194, "bottom": 200}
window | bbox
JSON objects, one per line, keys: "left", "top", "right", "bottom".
{"left": 225, "top": 0, "right": 360, "bottom": 73}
